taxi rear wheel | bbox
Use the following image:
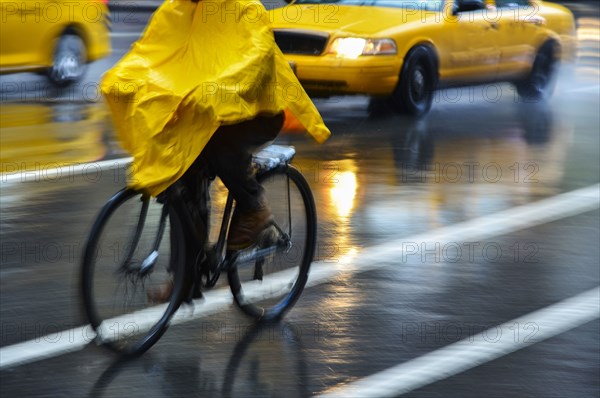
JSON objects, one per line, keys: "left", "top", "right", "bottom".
{"left": 516, "top": 40, "right": 558, "bottom": 101}
{"left": 390, "top": 46, "right": 436, "bottom": 117}
{"left": 48, "top": 33, "right": 87, "bottom": 87}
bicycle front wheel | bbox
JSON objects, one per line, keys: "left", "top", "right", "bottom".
{"left": 81, "top": 188, "right": 187, "bottom": 355}
{"left": 228, "top": 166, "right": 317, "bottom": 321}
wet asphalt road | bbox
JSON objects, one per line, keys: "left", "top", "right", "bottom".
{"left": 1, "top": 4, "right": 599, "bottom": 398}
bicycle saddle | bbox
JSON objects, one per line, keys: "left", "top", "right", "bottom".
{"left": 252, "top": 145, "right": 296, "bottom": 173}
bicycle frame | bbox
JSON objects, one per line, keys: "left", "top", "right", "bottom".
{"left": 144, "top": 161, "right": 294, "bottom": 293}
{"left": 81, "top": 144, "right": 315, "bottom": 355}
{"left": 196, "top": 165, "right": 294, "bottom": 288}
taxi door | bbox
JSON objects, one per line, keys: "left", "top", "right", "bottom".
{"left": 0, "top": 0, "right": 52, "bottom": 69}
{"left": 445, "top": 0, "right": 502, "bottom": 83}
{"left": 493, "top": 0, "right": 541, "bottom": 79}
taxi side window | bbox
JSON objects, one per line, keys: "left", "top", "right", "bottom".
{"left": 495, "top": 0, "right": 530, "bottom": 7}
{"left": 454, "top": 0, "right": 486, "bottom": 13}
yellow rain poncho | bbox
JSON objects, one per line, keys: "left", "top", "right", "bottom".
{"left": 101, "top": 0, "right": 330, "bottom": 196}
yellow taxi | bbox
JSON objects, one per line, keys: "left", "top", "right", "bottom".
{"left": 270, "top": 0, "right": 576, "bottom": 115}
{"left": 0, "top": 0, "right": 111, "bottom": 86}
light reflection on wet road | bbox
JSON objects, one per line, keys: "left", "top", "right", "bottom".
{"left": 1, "top": 7, "right": 599, "bottom": 398}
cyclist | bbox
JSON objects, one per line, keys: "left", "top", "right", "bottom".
{"left": 100, "top": 0, "right": 330, "bottom": 297}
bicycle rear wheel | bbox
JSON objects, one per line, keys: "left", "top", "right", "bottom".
{"left": 228, "top": 166, "right": 316, "bottom": 321}
{"left": 81, "top": 188, "right": 187, "bottom": 355}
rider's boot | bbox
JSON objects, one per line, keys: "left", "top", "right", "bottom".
{"left": 227, "top": 202, "right": 274, "bottom": 251}
{"left": 147, "top": 278, "right": 174, "bottom": 303}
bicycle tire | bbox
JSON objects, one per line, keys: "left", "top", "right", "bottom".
{"left": 81, "top": 188, "right": 187, "bottom": 356}
{"left": 228, "top": 165, "right": 317, "bottom": 321}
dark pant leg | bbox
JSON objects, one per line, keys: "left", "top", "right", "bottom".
{"left": 202, "top": 112, "right": 284, "bottom": 213}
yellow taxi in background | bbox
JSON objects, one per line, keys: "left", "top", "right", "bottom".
{"left": 0, "top": 0, "right": 111, "bottom": 86}
{"left": 270, "top": 0, "right": 576, "bottom": 116}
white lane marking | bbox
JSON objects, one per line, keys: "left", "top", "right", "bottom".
{"left": 0, "top": 325, "right": 97, "bottom": 370}
{"left": 0, "top": 157, "right": 133, "bottom": 185}
{"left": 567, "top": 84, "right": 600, "bottom": 93}
{"left": 0, "top": 184, "right": 598, "bottom": 369}
{"left": 0, "top": 287, "right": 235, "bottom": 369}
{"left": 317, "top": 287, "right": 600, "bottom": 398}
{"left": 306, "top": 183, "right": 600, "bottom": 282}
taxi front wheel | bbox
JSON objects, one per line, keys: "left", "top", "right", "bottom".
{"left": 390, "top": 46, "right": 437, "bottom": 117}
{"left": 47, "top": 33, "right": 88, "bottom": 87}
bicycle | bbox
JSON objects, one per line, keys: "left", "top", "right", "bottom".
{"left": 81, "top": 145, "right": 317, "bottom": 356}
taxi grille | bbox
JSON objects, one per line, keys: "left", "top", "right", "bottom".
{"left": 274, "top": 31, "right": 329, "bottom": 56}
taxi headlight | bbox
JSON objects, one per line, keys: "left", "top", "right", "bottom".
{"left": 329, "top": 38, "right": 397, "bottom": 59}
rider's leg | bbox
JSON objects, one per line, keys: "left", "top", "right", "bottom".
{"left": 147, "top": 159, "right": 212, "bottom": 303}
{"left": 203, "top": 112, "right": 285, "bottom": 249}
{"left": 148, "top": 112, "right": 284, "bottom": 302}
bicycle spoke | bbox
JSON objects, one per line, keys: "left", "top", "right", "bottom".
{"left": 82, "top": 189, "right": 186, "bottom": 355}
{"left": 286, "top": 173, "right": 292, "bottom": 238}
